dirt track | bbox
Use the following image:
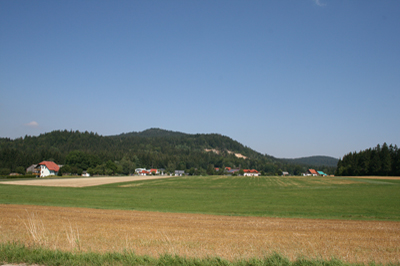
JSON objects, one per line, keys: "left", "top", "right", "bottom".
{"left": 1, "top": 204, "right": 399, "bottom": 264}
{"left": 0, "top": 175, "right": 172, "bottom": 187}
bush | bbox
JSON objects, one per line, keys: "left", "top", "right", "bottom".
{"left": 15, "top": 166, "right": 26, "bottom": 175}
{"left": 0, "top": 168, "right": 11, "bottom": 176}
{"left": 0, "top": 174, "right": 37, "bottom": 179}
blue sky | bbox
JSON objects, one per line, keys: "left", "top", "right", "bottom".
{"left": 1, "top": 0, "right": 399, "bottom": 159}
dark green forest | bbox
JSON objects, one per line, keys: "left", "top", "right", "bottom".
{"left": 282, "top": 156, "right": 338, "bottom": 167}
{"left": 335, "top": 143, "right": 400, "bottom": 176}
{"left": 0, "top": 128, "right": 336, "bottom": 176}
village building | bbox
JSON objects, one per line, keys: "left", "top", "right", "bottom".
{"left": 81, "top": 171, "right": 90, "bottom": 177}
{"left": 26, "top": 164, "right": 39, "bottom": 177}
{"left": 175, "top": 170, "right": 185, "bottom": 176}
{"left": 306, "top": 169, "right": 318, "bottom": 176}
{"left": 243, "top": 169, "right": 260, "bottom": 176}
{"left": 37, "top": 161, "right": 60, "bottom": 177}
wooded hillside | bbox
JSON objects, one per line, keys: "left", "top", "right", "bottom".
{"left": 0, "top": 128, "right": 337, "bottom": 176}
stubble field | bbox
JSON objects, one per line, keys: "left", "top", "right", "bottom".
{"left": 1, "top": 204, "right": 400, "bottom": 264}
{"left": 0, "top": 175, "right": 172, "bottom": 187}
{"left": 1, "top": 175, "right": 400, "bottom": 264}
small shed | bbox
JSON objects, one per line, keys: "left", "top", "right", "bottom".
{"left": 81, "top": 171, "right": 90, "bottom": 177}
{"left": 175, "top": 170, "right": 185, "bottom": 176}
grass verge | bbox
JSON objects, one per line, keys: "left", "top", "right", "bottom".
{"left": 1, "top": 242, "right": 386, "bottom": 266}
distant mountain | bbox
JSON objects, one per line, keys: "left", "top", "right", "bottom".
{"left": 281, "top": 156, "right": 339, "bottom": 167}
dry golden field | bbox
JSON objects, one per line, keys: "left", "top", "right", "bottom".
{"left": 1, "top": 204, "right": 399, "bottom": 264}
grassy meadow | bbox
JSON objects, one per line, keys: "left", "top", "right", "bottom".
{"left": 1, "top": 175, "right": 399, "bottom": 221}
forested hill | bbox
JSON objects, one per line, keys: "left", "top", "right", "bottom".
{"left": 0, "top": 128, "right": 337, "bottom": 175}
{"left": 282, "top": 156, "right": 339, "bottom": 167}
{"left": 118, "top": 128, "right": 187, "bottom": 138}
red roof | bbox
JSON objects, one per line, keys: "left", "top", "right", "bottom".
{"left": 38, "top": 161, "right": 60, "bottom": 172}
{"left": 150, "top": 169, "right": 157, "bottom": 172}
{"left": 308, "top": 169, "right": 318, "bottom": 175}
{"left": 243, "top": 169, "right": 259, "bottom": 173}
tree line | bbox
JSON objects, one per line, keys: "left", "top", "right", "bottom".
{"left": 335, "top": 143, "right": 400, "bottom": 176}
{"left": 0, "top": 129, "right": 337, "bottom": 176}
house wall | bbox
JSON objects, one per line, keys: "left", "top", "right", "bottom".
{"left": 39, "top": 165, "right": 57, "bottom": 177}
{"left": 244, "top": 173, "right": 260, "bottom": 177}
{"left": 40, "top": 165, "right": 50, "bottom": 177}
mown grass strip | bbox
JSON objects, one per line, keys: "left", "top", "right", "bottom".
{"left": 2, "top": 242, "right": 391, "bottom": 266}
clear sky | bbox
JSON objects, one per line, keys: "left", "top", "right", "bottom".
{"left": 1, "top": 0, "right": 399, "bottom": 159}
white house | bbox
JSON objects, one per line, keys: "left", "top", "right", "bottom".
{"left": 175, "top": 170, "right": 185, "bottom": 176}
{"left": 135, "top": 168, "right": 149, "bottom": 175}
{"left": 37, "top": 161, "right": 60, "bottom": 177}
{"left": 82, "top": 171, "right": 90, "bottom": 177}
{"left": 243, "top": 169, "right": 260, "bottom": 176}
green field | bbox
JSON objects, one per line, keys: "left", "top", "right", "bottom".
{"left": 1, "top": 176, "right": 399, "bottom": 220}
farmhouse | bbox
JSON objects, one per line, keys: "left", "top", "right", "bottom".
{"left": 175, "top": 170, "right": 185, "bottom": 176}
{"left": 317, "top": 171, "right": 327, "bottom": 176}
{"left": 227, "top": 168, "right": 239, "bottom": 174}
{"left": 135, "top": 168, "right": 149, "bottom": 175}
{"left": 135, "top": 168, "right": 166, "bottom": 176}
{"left": 26, "top": 164, "right": 39, "bottom": 176}
{"left": 306, "top": 169, "right": 318, "bottom": 176}
{"left": 303, "top": 169, "right": 329, "bottom": 176}
{"left": 37, "top": 161, "right": 60, "bottom": 177}
{"left": 243, "top": 169, "right": 260, "bottom": 176}
{"left": 81, "top": 171, "right": 90, "bottom": 177}
{"left": 150, "top": 169, "right": 159, "bottom": 174}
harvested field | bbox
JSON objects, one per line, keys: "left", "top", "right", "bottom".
{"left": 0, "top": 175, "right": 171, "bottom": 187}
{"left": 1, "top": 204, "right": 399, "bottom": 264}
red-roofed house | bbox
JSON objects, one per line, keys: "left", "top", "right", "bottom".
{"left": 307, "top": 169, "right": 318, "bottom": 176}
{"left": 140, "top": 170, "right": 150, "bottom": 176}
{"left": 37, "top": 161, "right": 60, "bottom": 177}
{"left": 150, "top": 169, "right": 159, "bottom": 174}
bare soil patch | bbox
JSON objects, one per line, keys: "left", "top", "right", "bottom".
{"left": 1, "top": 204, "right": 399, "bottom": 264}
{"left": 0, "top": 175, "right": 172, "bottom": 187}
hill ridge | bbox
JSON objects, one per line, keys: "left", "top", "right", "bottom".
{"left": 0, "top": 128, "right": 337, "bottom": 175}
